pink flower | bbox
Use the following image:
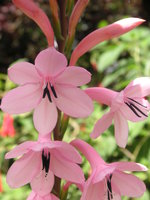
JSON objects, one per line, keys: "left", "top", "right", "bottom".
{"left": 27, "top": 191, "right": 59, "bottom": 200}
{"left": 85, "top": 77, "right": 150, "bottom": 147}
{"left": 5, "top": 135, "right": 84, "bottom": 191}
{"left": 72, "top": 139, "right": 147, "bottom": 200}
{"left": 0, "top": 114, "right": 15, "bottom": 137}
{"left": 1, "top": 47, "right": 93, "bottom": 134}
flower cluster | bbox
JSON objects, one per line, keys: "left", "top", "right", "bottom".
{"left": 1, "top": 0, "right": 149, "bottom": 199}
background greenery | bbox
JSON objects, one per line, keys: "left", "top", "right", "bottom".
{"left": 0, "top": 0, "right": 150, "bottom": 199}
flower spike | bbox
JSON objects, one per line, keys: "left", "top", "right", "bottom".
{"left": 13, "top": 0, "right": 54, "bottom": 46}
{"left": 70, "top": 18, "right": 145, "bottom": 65}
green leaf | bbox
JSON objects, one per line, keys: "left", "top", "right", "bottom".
{"left": 97, "top": 44, "right": 125, "bottom": 72}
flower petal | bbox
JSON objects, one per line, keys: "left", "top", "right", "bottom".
{"left": 112, "top": 171, "right": 146, "bottom": 197}
{"left": 124, "top": 77, "right": 150, "bottom": 97}
{"left": 8, "top": 62, "right": 41, "bottom": 85}
{"left": 93, "top": 165, "right": 115, "bottom": 183}
{"left": 91, "top": 112, "right": 113, "bottom": 139}
{"left": 1, "top": 83, "right": 42, "bottom": 114}
{"left": 6, "top": 152, "right": 41, "bottom": 188}
{"left": 31, "top": 170, "right": 54, "bottom": 196}
{"left": 50, "top": 141, "right": 82, "bottom": 163}
{"left": 51, "top": 153, "right": 85, "bottom": 183}
{"left": 85, "top": 87, "right": 117, "bottom": 106}
{"left": 51, "top": 194, "right": 59, "bottom": 200}
{"left": 114, "top": 112, "right": 128, "bottom": 148}
{"left": 33, "top": 97, "right": 58, "bottom": 134}
{"left": 5, "top": 141, "right": 36, "bottom": 159}
{"left": 55, "top": 66, "right": 91, "bottom": 86}
{"left": 110, "top": 162, "right": 148, "bottom": 172}
{"left": 81, "top": 171, "right": 105, "bottom": 200}
{"left": 35, "top": 47, "right": 67, "bottom": 77}
{"left": 54, "top": 84, "right": 93, "bottom": 118}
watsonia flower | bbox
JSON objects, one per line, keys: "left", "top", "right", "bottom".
{"left": 85, "top": 77, "right": 150, "bottom": 147}
{"left": 1, "top": 47, "right": 93, "bottom": 134}
{"left": 72, "top": 139, "right": 147, "bottom": 200}
{"left": 5, "top": 135, "right": 84, "bottom": 192}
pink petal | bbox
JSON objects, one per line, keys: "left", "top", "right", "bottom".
{"left": 85, "top": 87, "right": 117, "bottom": 106}
{"left": 8, "top": 62, "right": 41, "bottom": 85}
{"left": 5, "top": 141, "right": 36, "bottom": 159}
{"left": 35, "top": 47, "right": 67, "bottom": 77}
{"left": 81, "top": 171, "right": 105, "bottom": 200}
{"left": 51, "top": 153, "right": 85, "bottom": 183}
{"left": 31, "top": 170, "right": 54, "bottom": 196}
{"left": 114, "top": 112, "right": 129, "bottom": 148}
{"left": 71, "top": 139, "right": 105, "bottom": 170}
{"left": 6, "top": 152, "right": 41, "bottom": 188}
{"left": 33, "top": 97, "right": 58, "bottom": 134}
{"left": 50, "top": 141, "right": 82, "bottom": 163}
{"left": 27, "top": 191, "right": 36, "bottom": 200}
{"left": 55, "top": 66, "right": 91, "bottom": 86}
{"left": 124, "top": 77, "right": 150, "bottom": 97}
{"left": 93, "top": 165, "right": 115, "bottom": 183}
{"left": 110, "top": 162, "right": 148, "bottom": 172}
{"left": 1, "top": 83, "right": 42, "bottom": 114}
{"left": 70, "top": 18, "right": 145, "bottom": 65}
{"left": 51, "top": 194, "right": 59, "bottom": 200}
{"left": 54, "top": 84, "right": 93, "bottom": 118}
{"left": 13, "top": 0, "right": 54, "bottom": 46}
{"left": 112, "top": 171, "right": 146, "bottom": 197}
{"left": 91, "top": 112, "right": 114, "bottom": 139}
{"left": 120, "top": 98, "right": 149, "bottom": 122}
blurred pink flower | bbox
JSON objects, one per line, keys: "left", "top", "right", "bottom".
{"left": 1, "top": 47, "right": 93, "bottom": 134}
{"left": 27, "top": 191, "right": 59, "bottom": 200}
{"left": 72, "top": 139, "right": 147, "bottom": 200}
{"left": 5, "top": 135, "right": 84, "bottom": 191}
{"left": 0, "top": 114, "right": 15, "bottom": 137}
{"left": 86, "top": 77, "right": 150, "bottom": 147}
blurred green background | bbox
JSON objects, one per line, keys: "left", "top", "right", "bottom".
{"left": 0, "top": 0, "right": 150, "bottom": 199}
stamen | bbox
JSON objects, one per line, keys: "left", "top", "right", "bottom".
{"left": 130, "top": 102, "right": 148, "bottom": 117}
{"left": 125, "top": 102, "right": 141, "bottom": 117}
{"left": 127, "top": 97, "right": 147, "bottom": 108}
{"left": 43, "top": 84, "right": 52, "bottom": 102}
{"left": 50, "top": 83, "right": 58, "bottom": 98}
{"left": 107, "top": 174, "right": 113, "bottom": 200}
